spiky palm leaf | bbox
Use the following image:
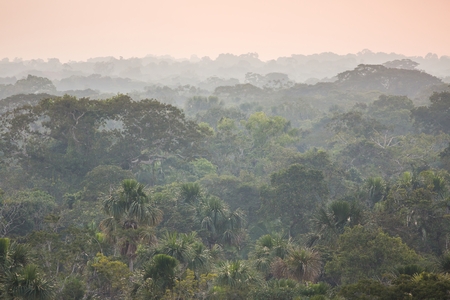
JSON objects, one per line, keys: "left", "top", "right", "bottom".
{"left": 188, "top": 242, "right": 211, "bottom": 273}
{"left": 284, "top": 246, "right": 321, "bottom": 283}
{"left": 201, "top": 196, "right": 227, "bottom": 233}
{"left": 4, "top": 264, "right": 53, "bottom": 300}
{"left": 257, "top": 234, "right": 275, "bottom": 249}
{"left": 311, "top": 200, "right": 363, "bottom": 245}
{"left": 157, "top": 232, "right": 193, "bottom": 265}
{"left": 180, "top": 182, "right": 202, "bottom": 204}
{"left": 209, "top": 244, "right": 223, "bottom": 261}
{"left": 0, "top": 238, "right": 10, "bottom": 269}
{"left": 143, "top": 254, "right": 178, "bottom": 292}
{"left": 8, "top": 243, "right": 30, "bottom": 271}
{"left": 251, "top": 246, "right": 274, "bottom": 275}
{"left": 101, "top": 179, "right": 162, "bottom": 271}
{"left": 365, "top": 176, "right": 386, "bottom": 204}
{"left": 271, "top": 257, "right": 289, "bottom": 279}
{"left": 215, "top": 260, "right": 261, "bottom": 289}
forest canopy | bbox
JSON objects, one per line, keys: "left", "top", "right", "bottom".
{"left": 1, "top": 58, "right": 450, "bottom": 299}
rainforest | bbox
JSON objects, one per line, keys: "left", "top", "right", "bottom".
{"left": 1, "top": 53, "right": 450, "bottom": 299}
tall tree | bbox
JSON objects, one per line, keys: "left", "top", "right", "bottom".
{"left": 199, "top": 196, "right": 246, "bottom": 249}
{"left": 260, "top": 164, "right": 328, "bottom": 236}
{"left": 310, "top": 200, "right": 363, "bottom": 245}
{"left": 101, "top": 179, "right": 162, "bottom": 271}
{"left": 412, "top": 92, "right": 450, "bottom": 134}
{"left": 214, "top": 260, "right": 261, "bottom": 299}
{"left": 133, "top": 254, "right": 179, "bottom": 299}
{"left": 0, "top": 95, "right": 208, "bottom": 194}
{"left": 271, "top": 246, "right": 322, "bottom": 283}
{"left": 249, "top": 233, "right": 290, "bottom": 277}
{"left": 0, "top": 238, "right": 54, "bottom": 300}
{"left": 325, "top": 226, "right": 421, "bottom": 285}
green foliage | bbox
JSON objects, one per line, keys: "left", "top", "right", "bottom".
{"left": 1, "top": 95, "right": 207, "bottom": 196}
{"left": 150, "top": 183, "right": 198, "bottom": 233}
{"left": 440, "top": 251, "right": 450, "bottom": 273}
{"left": 153, "top": 232, "right": 202, "bottom": 269}
{"left": 440, "top": 143, "right": 450, "bottom": 170}
{"left": 199, "top": 195, "right": 247, "bottom": 250}
{"left": 368, "top": 95, "right": 414, "bottom": 134}
{"left": 413, "top": 92, "right": 450, "bottom": 134}
{"left": 245, "top": 112, "right": 293, "bottom": 147}
{"left": 180, "top": 182, "right": 202, "bottom": 204}
{"left": 249, "top": 279, "right": 300, "bottom": 300}
{"left": 189, "top": 158, "right": 217, "bottom": 179}
{"left": 271, "top": 246, "right": 322, "bottom": 283}
{"left": 325, "top": 226, "right": 421, "bottom": 284}
{"left": 365, "top": 176, "right": 386, "bottom": 205}
{"left": 0, "top": 75, "right": 56, "bottom": 99}
{"left": 396, "top": 264, "right": 425, "bottom": 276}
{"left": 197, "top": 106, "right": 246, "bottom": 131}
{"left": 249, "top": 233, "right": 290, "bottom": 276}
{"left": 260, "top": 164, "right": 328, "bottom": 235}
{"left": 89, "top": 253, "right": 131, "bottom": 298}
{"left": 371, "top": 94, "right": 414, "bottom": 111}
{"left": 338, "top": 278, "right": 401, "bottom": 300}
{"left": 311, "top": 200, "right": 364, "bottom": 245}
{"left": 101, "top": 179, "right": 162, "bottom": 270}
{"left": 199, "top": 174, "right": 260, "bottom": 224}
{"left": 329, "top": 110, "right": 386, "bottom": 139}
{"left": 0, "top": 190, "right": 56, "bottom": 236}
{"left": 3, "top": 64, "right": 450, "bottom": 299}
{"left": 249, "top": 279, "right": 328, "bottom": 300}
{"left": 82, "top": 165, "right": 135, "bottom": 201}
{"left": 162, "top": 269, "right": 216, "bottom": 300}
{"left": 185, "top": 95, "right": 223, "bottom": 115}
{"left": 214, "top": 260, "right": 261, "bottom": 295}
{"left": 339, "top": 273, "right": 450, "bottom": 300}
{"left": 59, "top": 276, "right": 85, "bottom": 300}
{"left": 217, "top": 117, "right": 237, "bottom": 132}
{"left": 0, "top": 238, "right": 53, "bottom": 300}
{"left": 3, "top": 264, "right": 54, "bottom": 300}
{"left": 140, "top": 254, "right": 178, "bottom": 297}
{"left": 374, "top": 170, "right": 450, "bottom": 255}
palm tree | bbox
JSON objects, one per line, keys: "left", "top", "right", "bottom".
{"left": 100, "top": 179, "right": 162, "bottom": 271}
{"left": 440, "top": 251, "right": 450, "bottom": 273}
{"left": 155, "top": 232, "right": 193, "bottom": 266}
{"left": 143, "top": 254, "right": 178, "bottom": 295}
{"left": 180, "top": 182, "right": 202, "bottom": 204}
{"left": 188, "top": 241, "right": 212, "bottom": 274}
{"left": 285, "top": 246, "right": 321, "bottom": 282}
{"left": 215, "top": 260, "right": 261, "bottom": 289}
{"left": 419, "top": 170, "right": 447, "bottom": 199}
{"left": 155, "top": 231, "right": 214, "bottom": 275}
{"left": 1, "top": 238, "right": 30, "bottom": 268}
{"left": 200, "top": 196, "right": 226, "bottom": 243}
{"left": 222, "top": 208, "right": 247, "bottom": 249}
{"left": 249, "top": 233, "right": 289, "bottom": 276}
{"left": 365, "top": 176, "right": 386, "bottom": 205}
{"left": 0, "top": 238, "right": 53, "bottom": 300}
{"left": 250, "top": 235, "right": 274, "bottom": 275}
{"left": 398, "top": 171, "right": 413, "bottom": 189}
{"left": 199, "top": 196, "right": 246, "bottom": 249}
{"left": 5, "top": 264, "right": 54, "bottom": 300}
{"left": 271, "top": 246, "right": 321, "bottom": 283}
{"left": 310, "top": 200, "right": 363, "bottom": 245}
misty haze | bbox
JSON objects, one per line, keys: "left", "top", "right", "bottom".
{"left": 2, "top": 0, "right": 450, "bottom": 299}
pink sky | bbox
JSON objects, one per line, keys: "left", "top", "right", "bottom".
{"left": 1, "top": 0, "right": 449, "bottom": 62}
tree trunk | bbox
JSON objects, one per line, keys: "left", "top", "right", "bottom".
{"left": 129, "top": 257, "right": 134, "bottom": 272}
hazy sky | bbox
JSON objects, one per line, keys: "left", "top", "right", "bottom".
{"left": 1, "top": 0, "right": 449, "bottom": 62}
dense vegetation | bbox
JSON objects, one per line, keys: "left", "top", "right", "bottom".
{"left": 1, "top": 61, "right": 450, "bottom": 299}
